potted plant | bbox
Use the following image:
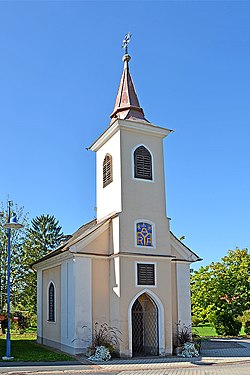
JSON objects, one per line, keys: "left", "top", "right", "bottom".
{"left": 89, "top": 322, "right": 121, "bottom": 360}
{"left": 174, "top": 321, "right": 192, "bottom": 355}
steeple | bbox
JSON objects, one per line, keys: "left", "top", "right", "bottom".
{"left": 110, "top": 54, "right": 149, "bottom": 123}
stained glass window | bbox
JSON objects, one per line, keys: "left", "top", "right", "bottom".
{"left": 137, "top": 222, "right": 153, "bottom": 247}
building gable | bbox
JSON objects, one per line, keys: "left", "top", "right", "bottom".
{"left": 170, "top": 232, "right": 201, "bottom": 262}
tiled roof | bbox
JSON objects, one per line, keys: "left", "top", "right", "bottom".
{"left": 32, "top": 215, "right": 116, "bottom": 266}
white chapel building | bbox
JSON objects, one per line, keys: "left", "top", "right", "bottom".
{"left": 33, "top": 51, "right": 201, "bottom": 357}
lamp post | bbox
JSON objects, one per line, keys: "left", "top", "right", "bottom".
{"left": 2, "top": 200, "right": 23, "bottom": 361}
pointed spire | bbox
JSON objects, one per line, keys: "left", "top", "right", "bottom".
{"left": 110, "top": 54, "right": 148, "bottom": 122}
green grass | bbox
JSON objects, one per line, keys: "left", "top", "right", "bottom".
{"left": 193, "top": 323, "right": 217, "bottom": 337}
{"left": 193, "top": 323, "right": 246, "bottom": 337}
{"left": 0, "top": 334, "right": 75, "bottom": 362}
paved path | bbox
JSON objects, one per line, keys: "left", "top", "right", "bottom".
{"left": 118, "top": 363, "right": 250, "bottom": 374}
{"left": 83, "top": 338, "right": 250, "bottom": 373}
{"left": 0, "top": 338, "right": 249, "bottom": 374}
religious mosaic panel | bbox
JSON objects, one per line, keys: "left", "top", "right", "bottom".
{"left": 137, "top": 222, "right": 153, "bottom": 247}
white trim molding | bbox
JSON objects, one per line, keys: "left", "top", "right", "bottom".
{"left": 89, "top": 119, "right": 172, "bottom": 152}
{"left": 128, "top": 289, "right": 165, "bottom": 357}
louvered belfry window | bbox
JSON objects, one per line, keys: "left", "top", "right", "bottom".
{"left": 48, "top": 282, "right": 55, "bottom": 322}
{"left": 103, "top": 154, "right": 113, "bottom": 188}
{"left": 134, "top": 146, "right": 152, "bottom": 180}
{"left": 137, "top": 263, "right": 155, "bottom": 286}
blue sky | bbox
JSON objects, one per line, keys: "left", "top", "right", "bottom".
{"left": 0, "top": 1, "right": 249, "bottom": 268}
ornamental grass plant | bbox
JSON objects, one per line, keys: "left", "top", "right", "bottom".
{"left": 91, "top": 322, "right": 121, "bottom": 354}
{"left": 175, "top": 321, "right": 192, "bottom": 346}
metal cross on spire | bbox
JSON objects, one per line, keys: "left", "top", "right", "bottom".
{"left": 122, "top": 32, "right": 132, "bottom": 55}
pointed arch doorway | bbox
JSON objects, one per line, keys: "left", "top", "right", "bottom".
{"left": 132, "top": 293, "right": 159, "bottom": 356}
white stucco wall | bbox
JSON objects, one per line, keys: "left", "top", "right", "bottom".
{"left": 96, "top": 130, "right": 122, "bottom": 221}
{"left": 61, "top": 259, "right": 75, "bottom": 350}
{"left": 176, "top": 262, "right": 192, "bottom": 327}
{"left": 74, "top": 256, "right": 92, "bottom": 351}
{"left": 108, "top": 254, "right": 174, "bottom": 357}
{"left": 42, "top": 265, "right": 61, "bottom": 347}
{"left": 60, "top": 256, "right": 92, "bottom": 354}
{"left": 118, "top": 127, "right": 171, "bottom": 256}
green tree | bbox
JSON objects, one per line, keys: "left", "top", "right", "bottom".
{"left": 0, "top": 202, "right": 29, "bottom": 313}
{"left": 27, "top": 214, "right": 64, "bottom": 255}
{"left": 22, "top": 214, "right": 64, "bottom": 315}
{"left": 191, "top": 249, "right": 250, "bottom": 326}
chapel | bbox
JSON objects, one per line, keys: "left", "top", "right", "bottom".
{"left": 33, "top": 45, "right": 201, "bottom": 357}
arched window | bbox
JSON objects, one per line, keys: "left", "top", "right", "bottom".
{"left": 136, "top": 222, "right": 153, "bottom": 247}
{"left": 48, "top": 282, "right": 55, "bottom": 322}
{"left": 134, "top": 146, "right": 152, "bottom": 180}
{"left": 103, "top": 154, "right": 113, "bottom": 188}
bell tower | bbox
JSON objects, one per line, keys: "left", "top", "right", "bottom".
{"left": 90, "top": 39, "right": 172, "bottom": 256}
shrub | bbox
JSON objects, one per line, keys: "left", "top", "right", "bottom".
{"left": 192, "top": 316, "right": 202, "bottom": 327}
{"left": 177, "top": 342, "right": 199, "bottom": 358}
{"left": 240, "top": 310, "right": 250, "bottom": 324}
{"left": 1, "top": 318, "right": 8, "bottom": 334}
{"left": 16, "top": 312, "right": 29, "bottom": 334}
{"left": 244, "top": 321, "right": 250, "bottom": 335}
{"left": 88, "top": 346, "right": 111, "bottom": 362}
{"left": 213, "top": 313, "right": 242, "bottom": 336}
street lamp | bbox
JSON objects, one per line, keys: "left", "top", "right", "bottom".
{"left": 2, "top": 200, "right": 23, "bottom": 361}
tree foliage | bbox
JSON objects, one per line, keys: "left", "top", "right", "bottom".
{"left": 239, "top": 310, "right": 250, "bottom": 324}
{"left": 245, "top": 321, "right": 250, "bottom": 335}
{"left": 21, "top": 214, "right": 64, "bottom": 314}
{"left": 27, "top": 214, "right": 64, "bottom": 255}
{"left": 0, "top": 202, "right": 28, "bottom": 313}
{"left": 191, "top": 248, "right": 250, "bottom": 329}
{"left": 0, "top": 207, "right": 64, "bottom": 326}
{"left": 213, "top": 312, "right": 242, "bottom": 336}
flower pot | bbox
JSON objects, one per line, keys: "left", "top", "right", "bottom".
{"left": 86, "top": 347, "right": 95, "bottom": 357}
{"left": 175, "top": 346, "right": 183, "bottom": 355}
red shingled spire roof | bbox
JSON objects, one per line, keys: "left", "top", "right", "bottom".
{"left": 110, "top": 54, "right": 149, "bottom": 122}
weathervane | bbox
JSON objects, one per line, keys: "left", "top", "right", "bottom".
{"left": 122, "top": 32, "right": 132, "bottom": 55}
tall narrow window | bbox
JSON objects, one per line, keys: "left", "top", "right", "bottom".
{"left": 48, "top": 282, "right": 55, "bottom": 322}
{"left": 103, "top": 154, "right": 113, "bottom": 188}
{"left": 134, "top": 146, "right": 152, "bottom": 180}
